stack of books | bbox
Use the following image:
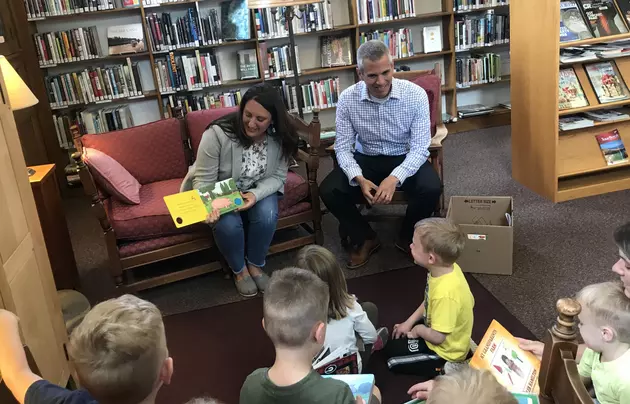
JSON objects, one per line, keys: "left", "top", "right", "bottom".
{"left": 360, "top": 28, "right": 414, "bottom": 59}
{"left": 458, "top": 103, "right": 494, "bottom": 118}
{"left": 34, "top": 27, "right": 102, "bottom": 66}
{"left": 456, "top": 53, "right": 502, "bottom": 87}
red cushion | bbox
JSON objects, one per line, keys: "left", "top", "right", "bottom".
{"left": 279, "top": 171, "right": 309, "bottom": 212}
{"left": 186, "top": 107, "right": 239, "bottom": 159}
{"left": 81, "top": 119, "right": 188, "bottom": 185}
{"left": 82, "top": 148, "right": 141, "bottom": 204}
{"left": 119, "top": 232, "right": 209, "bottom": 258}
{"left": 409, "top": 75, "right": 440, "bottom": 137}
{"left": 279, "top": 201, "right": 311, "bottom": 218}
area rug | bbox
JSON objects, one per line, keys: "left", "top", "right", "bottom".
{"left": 157, "top": 265, "right": 536, "bottom": 404}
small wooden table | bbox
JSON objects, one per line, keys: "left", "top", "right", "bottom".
{"left": 28, "top": 164, "right": 79, "bottom": 290}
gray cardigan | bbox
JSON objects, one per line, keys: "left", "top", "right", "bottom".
{"left": 180, "top": 124, "right": 289, "bottom": 202}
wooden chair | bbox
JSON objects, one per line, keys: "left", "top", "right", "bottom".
{"left": 538, "top": 298, "right": 592, "bottom": 404}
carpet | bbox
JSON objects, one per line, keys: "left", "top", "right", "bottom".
{"left": 156, "top": 265, "right": 536, "bottom": 404}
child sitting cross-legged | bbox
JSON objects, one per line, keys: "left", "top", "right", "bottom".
{"left": 575, "top": 281, "right": 630, "bottom": 404}
{"left": 239, "top": 267, "right": 382, "bottom": 404}
{"left": 297, "top": 245, "right": 389, "bottom": 373}
{"left": 386, "top": 217, "right": 475, "bottom": 377}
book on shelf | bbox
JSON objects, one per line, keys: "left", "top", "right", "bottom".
{"left": 360, "top": 28, "right": 414, "bottom": 59}
{"left": 457, "top": 103, "right": 494, "bottom": 118}
{"left": 23, "top": 0, "right": 138, "bottom": 19}
{"left": 162, "top": 90, "right": 242, "bottom": 118}
{"left": 34, "top": 26, "right": 102, "bottom": 66}
{"left": 253, "top": 2, "right": 333, "bottom": 39}
{"left": 470, "top": 320, "right": 541, "bottom": 394}
{"left": 454, "top": 10, "right": 510, "bottom": 51}
{"left": 237, "top": 49, "right": 259, "bottom": 80}
{"left": 107, "top": 24, "right": 146, "bottom": 55}
{"left": 596, "top": 128, "right": 629, "bottom": 165}
{"left": 322, "top": 374, "right": 375, "bottom": 404}
{"left": 45, "top": 60, "right": 144, "bottom": 108}
{"left": 454, "top": 0, "right": 509, "bottom": 12}
{"left": 499, "top": 101, "right": 511, "bottom": 109}
{"left": 264, "top": 43, "right": 301, "bottom": 78}
{"left": 559, "top": 115, "right": 595, "bottom": 130}
{"left": 584, "top": 108, "right": 630, "bottom": 120}
{"left": 585, "top": 61, "right": 630, "bottom": 103}
{"left": 456, "top": 53, "right": 502, "bottom": 87}
{"left": 559, "top": 1, "right": 593, "bottom": 42}
{"left": 163, "top": 178, "right": 243, "bottom": 228}
{"left": 579, "top": 0, "right": 628, "bottom": 37}
{"left": 320, "top": 35, "right": 353, "bottom": 68}
{"left": 52, "top": 105, "right": 134, "bottom": 149}
{"left": 146, "top": 9, "right": 205, "bottom": 51}
{"left": 558, "top": 67, "right": 589, "bottom": 110}
{"left": 422, "top": 26, "right": 442, "bottom": 53}
{"left": 617, "top": 0, "right": 630, "bottom": 28}
{"left": 154, "top": 51, "right": 221, "bottom": 93}
{"left": 220, "top": 0, "right": 250, "bottom": 41}
{"left": 356, "top": 0, "right": 416, "bottom": 24}
{"left": 279, "top": 76, "right": 340, "bottom": 114}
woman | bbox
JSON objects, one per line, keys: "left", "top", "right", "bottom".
{"left": 188, "top": 84, "right": 297, "bottom": 297}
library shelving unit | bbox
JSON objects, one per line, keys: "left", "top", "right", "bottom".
{"left": 511, "top": 1, "right": 630, "bottom": 202}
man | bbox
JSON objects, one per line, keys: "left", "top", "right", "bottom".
{"left": 320, "top": 39, "right": 441, "bottom": 269}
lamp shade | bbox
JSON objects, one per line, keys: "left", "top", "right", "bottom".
{"left": 0, "top": 55, "right": 39, "bottom": 110}
{"left": 247, "top": 0, "right": 313, "bottom": 8}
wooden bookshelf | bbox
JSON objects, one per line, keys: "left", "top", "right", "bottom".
{"left": 511, "top": 0, "right": 630, "bottom": 202}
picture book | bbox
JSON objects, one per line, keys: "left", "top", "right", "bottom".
{"left": 470, "top": 320, "right": 541, "bottom": 394}
{"left": 163, "top": 178, "right": 243, "bottom": 228}
{"left": 585, "top": 61, "right": 630, "bottom": 103}
{"left": 107, "top": 24, "right": 145, "bottom": 55}
{"left": 513, "top": 392, "right": 541, "bottom": 404}
{"left": 596, "top": 129, "right": 629, "bottom": 165}
{"left": 579, "top": 0, "right": 628, "bottom": 37}
{"left": 313, "top": 348, "right": 359, "bottom": 375}
{"left": 323, "top": 374, "right": 374, "bottom": 403}
{"left": 558, "top": 68, "right": 589, "bottom": 110}
{"left": 560, "top": 1, "right": 593, "bottom": 42}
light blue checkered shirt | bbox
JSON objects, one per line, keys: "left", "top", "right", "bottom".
{"left": 334, "top": 78, "right": 431, "bottom": 185}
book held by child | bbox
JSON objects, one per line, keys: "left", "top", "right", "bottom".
{"left": 322, "top": 374, "right": 375, "bottom": 403}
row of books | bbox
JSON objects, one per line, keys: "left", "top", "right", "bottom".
{"left": 146, "top": 10, "right": 203, "bottom": 52}
{"left": 253, "top": 2, "right": 333, "bottom": 39}
{"left": 34, "top": 26, "right": 102, "bottom": 66}
{"left": 23, "top": 0, "right": 138, "bottom": 20}
{"left": 162, "top": 91, "right": 242, "bottom": 118}
{"left": 559, "top": 61, "right": 629, "bottom": 110}
{"left": 53, "top": 105, "right": 134, "bottom": 149}
{"left": 356, "top": 0, "right": 417, "bottom": 24}
{"left": 454, "top": 0, "right": 509, "bottom": 12}
{"left": 456, "top": 53, "right": 503, "bottom": 87}
{"left": 360, "top": 28, "right": 415, "bottom": 60}
{"left": 154, "top": 51, "right": 221, "bottom": 93}
{"left": 454, "top": 10, "right": 510, "bottom": 51}
{"left": 559, "top": 0, "right": 630, "bottom": 43}
{"left": 280, "top": 77, "right": 341, "bottom": 114}
{"left": 559, "top": 109, "right": 630, "bottom": 130}
{"left": 260, "top": 43, "right": 301, "bottom": 79}
{"left": 46, "top": 63, "right": 145, "bottom": 108}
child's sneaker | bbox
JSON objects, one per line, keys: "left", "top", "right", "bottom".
{"left": 443, "top": 338, "right": 478, "bottom": 375}
{"left": 371, "top": 327, "right": 389, "bottom": 352}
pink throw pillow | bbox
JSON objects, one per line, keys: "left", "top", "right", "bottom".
{"left": 82, "top": 147, "right": 141, "bottom": 204}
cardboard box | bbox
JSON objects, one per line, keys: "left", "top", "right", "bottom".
{"left": 446, "top": 196, "right": 513, "bottom": 275}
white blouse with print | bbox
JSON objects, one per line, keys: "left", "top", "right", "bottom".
{"left": 236, "top": 137, "right": 268, "bottom": 192}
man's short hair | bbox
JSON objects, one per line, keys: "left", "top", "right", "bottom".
{"left": 414, "top": 218, "right": 466, "bottom": 265}
{"left": 427, "top": 368, "right": 517, "bottom": 404}
{"left": 577, "top": 281, "right": 630, "bottom": 343}
{"left": 357, "top": 39, "right": 392, "bottom": 72}
{"left": 67, "top": 294, "right": 167, "bottom": 404}
{"left": 263, "top": 267, "right": 329, "bottom": 347}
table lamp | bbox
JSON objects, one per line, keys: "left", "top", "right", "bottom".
{"left": 0, "top": 55, "right": 40, "bottom": 176}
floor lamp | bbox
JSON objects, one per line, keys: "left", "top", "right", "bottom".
{"left": 248, "top": 0, "right": 311, "bottom": 120}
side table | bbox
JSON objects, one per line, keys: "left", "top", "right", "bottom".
{"left": 28, "top": 164, "right": 79, "bottom": 290}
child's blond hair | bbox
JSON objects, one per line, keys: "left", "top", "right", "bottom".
{"left": 296, "top": 245, "right": 355, "bottom": 320}
{"left": 576, "top": 281, "right": 630, "bottom": 343}
{"left": 263, "top": 267, "right": 329, "bottom": 347}
{"left": 427, "top": 367, "right": 517, "bottom": 404}
{"left": 414, "top": 218, "right": 466, "bottom": 265}
{"left": 67, "top": 294, "right": 167, "bottom": 404}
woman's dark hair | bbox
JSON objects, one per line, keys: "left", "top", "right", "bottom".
{"left": 209, "top": 83, "right": 298, "bottom": 160}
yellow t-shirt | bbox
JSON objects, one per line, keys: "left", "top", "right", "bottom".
{"left": 424, "top": 263, "right": 475, "bottom": 361}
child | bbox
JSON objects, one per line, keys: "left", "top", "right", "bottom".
{"left": 239, "top": 267, "right": 381, "bottom": 404}
{"left": 386, "top": 217, "right": 474, "bottom": 377}
{"left": 576, "top": 281, "right": 630, "bottom": 404}
{"left": 0, "top": 294, "right": 173, "bottom": 404}
{"left": 407, "top": 367, "right": 517, "bottom": 403}
{"left": 296, "top": 245, "right": 388, "bottom": 372}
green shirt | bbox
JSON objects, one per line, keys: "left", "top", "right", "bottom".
{"left": 578, "top": 347, "right": 630, "bottom": 404}
{"left": 239, "top": 368, "right": 355, "bottom": 404}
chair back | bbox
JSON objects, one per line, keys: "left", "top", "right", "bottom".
{"left": 394, "top": 63, "right": 442, "bottom": 136}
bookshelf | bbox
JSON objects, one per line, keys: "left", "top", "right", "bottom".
{"left": 511, "top": 0, "right": 630, "bottom": 202}
{"left": 22, "top": 0, "right": 511, "bottom": 163}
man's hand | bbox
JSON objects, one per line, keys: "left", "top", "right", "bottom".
{"left": 516, "top": 337, "right": 544, "bottom": 360}
{"left": 237, "top": 192, "right": 257, "bottom": 211}
{"left": 373, "top": 175, "right": 399, "bottom": 204}
{"left": 356, "top": 176, "right": 378, "bottom": 205}
{"left": 392, "top": 321, "right": 414, "bottom": 339}
{"left": 408, "top": 380, "right": 435, "bottom": 400}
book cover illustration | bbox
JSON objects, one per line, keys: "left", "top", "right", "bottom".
{"left": 320, "top": 35, "right": 353, "bottom": 68}
{"left": 107, "top": 24, "right": 146, "bottom": 55}
{"left": 558, "top": 68, "right": 589, "bottom": 110}
{"left": 469, "top": 320, "right": 541, "bottom": 394}
{"left": 237, "top": 49, "right": 259, "bottom": 79}
{"left": 513, "top": 392, "right": 541, "bottom": 404}
{"left": 596, "top": 129, "right": 629, "bottom": 165}
{"left": 313, "top": 347, "right": 359, "bottom": 375}
{"left": 585, "top": 61, "right": 629, "bottom": 103}
{"left": 323, "top": 374, "right": 374, "bottom": 403}
{"left": 163, "top": 178, "right": 243, "bottom": 228}
{"left": 221, "top": 0, "right": 250, "bottom": 41}
{"left": 580, "top": 0, "right": 628, "bottom": 37}
{"left": 560, "top": 1, "right": 594, "bottom": 42}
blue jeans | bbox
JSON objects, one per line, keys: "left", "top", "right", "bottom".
{"left": 212, "top": 193, "right": 278, "bottom": 274}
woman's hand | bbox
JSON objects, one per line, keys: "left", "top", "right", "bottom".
{"left": 408, "top": 380, "right": 435, "bottom": 400}
{"left": 204, "top": 208, "right": 220, "bottom": 225}
{"left": 516, "top": 337, "right": 544, "bottom": 360}
{"left": 237, "top": 192, "right": 257, "bottom": 211}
